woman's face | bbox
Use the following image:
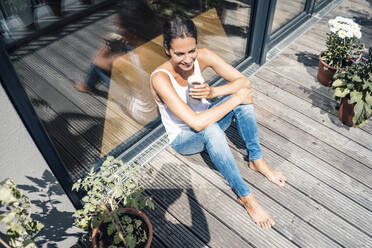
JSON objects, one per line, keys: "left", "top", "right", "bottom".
{"left": 168, "top": 36, "right": 197, "bottom": 72}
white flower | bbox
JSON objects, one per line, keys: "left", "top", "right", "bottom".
{"left": 333, "top": 22, "right": 342, "bottom": 31}
{"left": 341, "top": 24, "right": 351, "bottom": 32}
{"left": 338, "top": 30, "right": 347, "bottom": 38}
{"left": 328, "top": 19, "right": 337, "bottom": 26}
{"left": 341, "top": 17, "right": 351, "bottom": 24}
{"left": 330, "top": 27, "right": 339, "bottom": 33}
{"left": 346, "top": 31, "right": 354, "bottom": 38}
{"left": 354, "top": 30, "right": 362, "bottom": 39}
{"left": 335, "top": 16, "right": 344, "bottom": 22}
{"left": 350, "top": 24, "right": 360, "bottom": 32}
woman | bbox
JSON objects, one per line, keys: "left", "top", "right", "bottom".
{"left": 150, "top": 16, "right": 286, "bottom": 229}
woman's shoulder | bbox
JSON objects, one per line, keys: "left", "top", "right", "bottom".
{"left": 151, "top": 61, "right": 173, "bottom": 82}
{"left": 197, "top": 47, "right": 215, "bottom": 57}
{"left": 197, "top": 48, "right": 218, "bottom": 69}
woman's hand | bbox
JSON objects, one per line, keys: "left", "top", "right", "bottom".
{"left": 189, "top": 83, "right": 215, "bottom": 99}
{"left": 233, "top": 87, "right": 254, "bottom": 105}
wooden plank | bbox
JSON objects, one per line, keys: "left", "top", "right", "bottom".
{"left": 251, "top": 71, "right": 372, "bottom": 149}
{"left": 249, "top": 76, "right": 372, "bottom": 167}
{"left": 151, "top": 150, "right": 323, "bottom": 248}
{"left": 13, "top": 58, "right": 123, "bottom": 154}
{"left": 226, "top": 120, "right": 372, "bottom": 211}
{"left": 17, "top": 48, "right": 144, "bottom": 153}
{"left": 255, "top": 60, "right": 372, "bottom": 134}
{"left": 229, "top": 140, "right": 372, "bottom": 247}
{"left": 253, "top": 105, "right": 372, "bottom": 190}
{"left": 158, "top": 148, "right": 336, "bottom": 247}
{"left": 143, "top": 200, "right": 208, "bottom": 248}
{"left": 32, "top": 36, "right": 147, "bottom": 145}
{"left": 166, "top": 129, "right": 372, "bottom": 247}
{"left": 141, "top": 164, "right": 253, "bottom": 248}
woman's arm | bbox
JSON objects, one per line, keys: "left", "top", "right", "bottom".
{"left": 151, "top": 71, "right": 253, "bottom": 132}
{"left": 190, "top": 48, "right": 251, "bottom": 99}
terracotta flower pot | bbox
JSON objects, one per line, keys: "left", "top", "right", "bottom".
{"left": 317, "top": 54, "right": 337, "bottom": 87}
{"left": 92, "top": 208, "right": 153, "bottom": 248}
{"left": 339, "top": 97, "right": 355, "bottom": 127}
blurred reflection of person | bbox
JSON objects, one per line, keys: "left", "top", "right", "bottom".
{"left": 75, "top": 0, "right": 160, "bottom": 124}
{"left": 75, "top": 0, "right": 156, "bottom": 94}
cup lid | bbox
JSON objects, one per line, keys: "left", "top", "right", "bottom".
{"left": 188, "top": 74, "right": 204, "bottom": 84}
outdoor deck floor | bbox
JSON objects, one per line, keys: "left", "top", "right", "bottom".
{"left": 142, "top": 1, "right": 372, "bottom": 247}
{"left": 8, "top": 0, "right": 372, "bottom": 247}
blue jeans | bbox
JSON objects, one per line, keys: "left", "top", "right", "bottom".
{"left": 85, "top": 63, "right": 111, "bottom": 89}
{"left": 170, "top": 96, "right": 262, "bottom": 197}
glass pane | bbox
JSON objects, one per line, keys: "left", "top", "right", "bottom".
{"left": 0, "top": 0, "right": 104, "bottom": 43}
{"left": 9, "top": 0, "right": 252, "bottom": 180}
{"left": 271, "top": 0, "right": 306, "bottom": 34}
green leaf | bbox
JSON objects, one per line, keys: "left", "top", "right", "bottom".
{"left": 9, "top": 222, "right": 23, "bottom": 234}
{"left": 125, "top": 234, "right": 136, "bottom": 248}
{"left": 349, "top": 91, "right": 363, "bottom": 104}
{"left": 147, "top": 200, "right": 155, "bottom": 210}
{"left": 332, "top": 79, "right": 346, "bottom": 87}
{"left": 0, "top": 187, "right": 17, "bottom": 204}
{"left": 366, "top": 92, "right": 372, "bottom": 105}
{"left": 113, "top": 233, "right": 122, "bottom": 245}
{"left": 352, "top": 74, "right": 362, "bottom": 82}
{"left": 135, "top": 219, "right": 142, "bottom": 228}
{"left": 0, "top": 212, "right": 16, "bottom": 224}
{"left": 334, "top": 88, "right": 350, "bottom": 98}
{"left": 23, "top": 239, "right": 37, "bottom": 248}
{"left": 353, "top": 101, "right": 364, "bottom": 124}
{"left": 36, "top": 221, "right": 44, "bottom": 231}
{"left": 126, "top": 224, "right": 134, "bottom": 234}
{"left": 107, "top": 223, "right": 115, "bottom": 236}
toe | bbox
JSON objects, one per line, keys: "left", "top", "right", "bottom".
{"left": 264, "top": 220, "right": 271, "bottom": 229}
{"left": 260, "top": 221, "right": 268, "bottom": 229}
{"left": 270, "top": 218, "right": 276, "bottom": 226}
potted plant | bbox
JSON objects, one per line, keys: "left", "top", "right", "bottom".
{"left": 318, "top": 16, "right": 364, "bottom": 86}
{"left": 330, "top": 48, "right": 372, "bottom": 127}
{"left": 72, "top": 156, "right": 154, "bottom": 248}
{"left": 0, "top": 178, "right": 44, "bottom": 248}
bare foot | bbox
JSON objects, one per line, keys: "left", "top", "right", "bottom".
{"left": 239, "top": 193, "right": 275, "bottom": 229}
{"left": 74, "top": 82, "right": 94, "bottom": 94}
{"left": 249, "top": 159, "right": 286, "bottom": 187}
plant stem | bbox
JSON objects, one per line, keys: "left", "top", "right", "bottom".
{"left": 101, "top": 203, "right": 128, "bottom": 248}
{"left": 0, "top": 238, "right": 11, "bottom": 248}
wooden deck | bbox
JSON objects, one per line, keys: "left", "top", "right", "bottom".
{"left": 141, "top": 0, "right": 372, "bottom": 247}
{"left": 8, "top": 0, "right": 372, "bottom": 246}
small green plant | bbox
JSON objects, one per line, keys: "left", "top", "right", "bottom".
{"left": 322, "top": 16, "right": 364, "bottom": 68}
{"left": 72, "top": 156, "right": 154, "bottom": 248}
{"left": 331, "top": 48, "right": 372, "bottom": 126}
{"left": 0, "top": 179, "right": 44, "bottom": 248}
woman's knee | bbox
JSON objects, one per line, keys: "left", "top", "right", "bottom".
{"left": 233, "top": 104, "right": 255, "bottom": 117}
{"left": 202, "top": 123, "right": 225, "bottom": 139}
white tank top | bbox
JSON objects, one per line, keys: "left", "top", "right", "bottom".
{"left": 151, "top": 59, "right": 210, "bottom": 142}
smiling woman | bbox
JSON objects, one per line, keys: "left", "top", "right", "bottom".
{"left": 150, "top": 15, "right": 286, "bottom": 229}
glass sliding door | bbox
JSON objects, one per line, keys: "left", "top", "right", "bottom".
{"left": 271, "top": 0, "right": 307, "bottom": 34}
{"left": 8, "top": 0, "right": 253, "bottom": 180}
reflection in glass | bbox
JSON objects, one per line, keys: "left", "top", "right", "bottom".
{"left": 0, "top": 0, "right": 94, "bottom": 43}
{"left": 271, "top": 0, "right": 306, "bottom": 34}
{"left": 10, "top": 0, "right": 252, "bottom": 179}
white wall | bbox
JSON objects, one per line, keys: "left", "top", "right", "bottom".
{"left": 0, "top": 83, "right": 82, "bottom": 247}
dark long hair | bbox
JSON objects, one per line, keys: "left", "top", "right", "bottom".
{"left": 163, "top": 15, "right": 198, "bottom": 52}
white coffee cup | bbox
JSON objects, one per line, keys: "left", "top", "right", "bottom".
{"left": 187, "top": 75, "right": 205, "bottom": 105}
